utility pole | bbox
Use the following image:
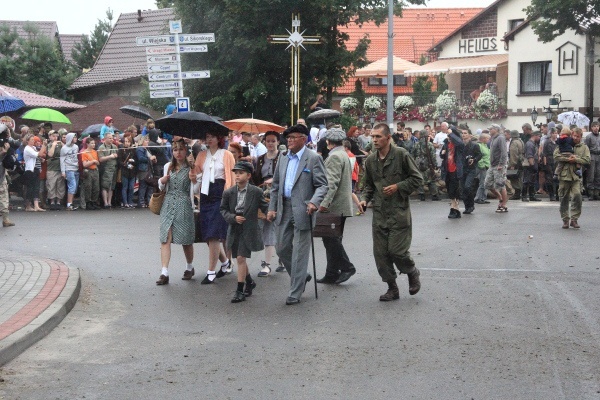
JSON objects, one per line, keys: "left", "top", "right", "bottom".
{"left": 387, "top": 0, "right": 394, "bottom": 131}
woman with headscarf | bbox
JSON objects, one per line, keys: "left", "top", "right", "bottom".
{"left": 194, "top": 132, "right": 236, "bottom": 284}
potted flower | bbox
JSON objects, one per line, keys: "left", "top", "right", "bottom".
{"left": 340, "top": 97, "right": 359, "bottom": 113}
{"left": 435, "top": 90, "right": 457, "bottom": 120}
{"left": 394, "top": 95, "right": 414, "bottom": 111}
{"left": 364, "top": 96, "right": 382, "bottom": 111}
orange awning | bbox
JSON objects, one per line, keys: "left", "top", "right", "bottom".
{"left": 403, "top": 54, "right": 508, "bottom": 77}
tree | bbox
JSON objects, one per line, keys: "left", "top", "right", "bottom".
{"left": 0, "top": 24, "right": 20, "bottom": 88}
{"left": 71, "top": 9, "right": 113, "bottom": 70}
{"left": 172, "top": 0, "right": 424, "bottom": 123}
{"left": 156, "top": 0, "right": 175, "bottom": 8}
{"left": 412, "top": 76, "right": 433, "bottom": 106}
{"left": 525, "top": 0, "right": 599, "bottom": 62}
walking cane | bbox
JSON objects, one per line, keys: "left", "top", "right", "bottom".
{"left": 309, "top": 213, "right": 318, "bottom": 299}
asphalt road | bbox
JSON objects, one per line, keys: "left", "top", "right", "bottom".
{"left": 0, "top": 199, "right": 599, "bottom": 400}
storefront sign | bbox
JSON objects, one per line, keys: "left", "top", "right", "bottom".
{"left": 458, "top": 37, "right": 497, "bottom": 54}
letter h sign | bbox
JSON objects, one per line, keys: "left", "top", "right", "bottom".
{"left": 557, "top": 41, "right": 580, "bottom": 76}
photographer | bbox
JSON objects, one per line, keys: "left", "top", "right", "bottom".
{"left": 0, "top": 124, "right": 18, "bottom": 226}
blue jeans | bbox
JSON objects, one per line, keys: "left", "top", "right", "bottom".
{"left": 65, "top": 170, "right": 80, "bottom": 195}
{"left": 121, "top": 176, "right": 135, "bottom": 205}
{"left": 138, "top": 177, "right": 152, "bottom": 206}
{"left": 475, "top": 167, "right": 488, "bottom": 201}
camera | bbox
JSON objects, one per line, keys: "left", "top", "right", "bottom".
{"left": 0, "top": 132, "right": 20, "bottom": 150}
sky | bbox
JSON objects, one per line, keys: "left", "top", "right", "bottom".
{"left": 10, "top": 0, "right": 495, "bottom": 35}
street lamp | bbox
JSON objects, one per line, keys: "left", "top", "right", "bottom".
{"left": 370, "top": 114, "right": 376, "bottom": 125}
{"left": 545, "top": 108, "right": 553, "bottom": 122}
{"left": 358, "top": 114, "right": 364, "bottom": 124}
{"left": 530, "top": 106, "right": 538, "bottom": 125}
{"left": 450, "top": 110, "right": 457, "bottom": 125}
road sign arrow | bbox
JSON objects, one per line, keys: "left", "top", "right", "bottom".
{"left": 147, "top": 64, "right": 179, "bottom": 73}
{"left": 147, "top": 54, "right": 180, "bottom": 64}
{"left": 148, "top": 73, "right": 179, "bottom": 81}
{"left": 179, "top": 45, "right": 208, "bottom": 53}
{"left": 149, "top": 81, "right": 182, "bottom": 90}
{"left": 180, "top": 70, "right": 211, "bottom": 79}
{"left": 150, "top": 89, "right": 181, "bottom": 99}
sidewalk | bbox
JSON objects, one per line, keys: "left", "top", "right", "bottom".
{"left": 0, "top": 254, "right": 80, "bottom": 366}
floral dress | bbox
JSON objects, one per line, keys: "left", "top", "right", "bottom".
{"left": 159, "top": 165, "right": 195, "bottom": 245}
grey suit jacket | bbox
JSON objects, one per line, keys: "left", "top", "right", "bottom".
{"left": 320, "top": 146, "right": 354, "bottom": 217}
{"left": 269, "top": 147, "right": 328, "bottom": 231}
{"left": 220, "top": 184, "right": 269, "bottom": 252}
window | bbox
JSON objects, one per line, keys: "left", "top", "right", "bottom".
{"left": 368, "top": 75, "right": 407, "bottom": 86}
{"left": 509, "top": 19, "right": 524, "bottom": 32}
{"left": 519, "top": 61, "right": 552, "bottom": 94}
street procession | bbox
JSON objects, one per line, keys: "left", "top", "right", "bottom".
{"left": 0, "top": 0, "right": 599, "bottom": 398}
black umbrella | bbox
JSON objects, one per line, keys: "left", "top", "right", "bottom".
{"left": 120, "top": 105, "right": 153, "bottom": 121}
{"left": 81, "top": 123, "right": 104, "bottom": 137}
{"left": 154, "top": 111, "right": 229, "bottom": 139}
{"left": 307, "top": 108, "right": 341, "bottom": 121}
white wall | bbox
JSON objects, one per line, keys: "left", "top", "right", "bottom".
{"left": 506, "top": 27, "right": 587, "bottom": 114}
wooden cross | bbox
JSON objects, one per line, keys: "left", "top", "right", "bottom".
{"left": 268, "top": 14, "right": 322, "bottom": 126}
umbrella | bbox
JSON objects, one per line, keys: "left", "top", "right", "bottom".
{"left": 81, "top": 123, "right": 104, "bottom": 137}
{"left": 120, "top": 105, "right": 153, "bottom": 120}
{"left": 222, "top": 118, "right": 285, "bottom": 134}
{"left": 557, "top": 111, "right": 590, "bottom": 128}
{"left": 0, "top": 94, "right": 26, "bottom": 113}
{"left": 154, "top": 111, "right": 229, "bottom": 139}
{"left": 21, "top": 108, "right": 71, "bottom": 124}
{"left": 306, "top": 108, "right": 341, "bottom": 125}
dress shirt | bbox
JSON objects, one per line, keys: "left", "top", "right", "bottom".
{"left": 283, "top": 145, "right": 306, "bottom": 198}
{"left": 235, "top": 185, "right": 247, "bottom": 214}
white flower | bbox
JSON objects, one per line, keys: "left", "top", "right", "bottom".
{"left": 394, "top": 96, "right": 414, "bottom": 110}
{"left": 435, "top": 90, "right": 457, "bottom": 115}
{"left": 364, "top": 96, "right": 382, "bottom": 111}
{"left": 475, "top": 89, "right": 498, "bottom": 111}
{"left": 340, "top": 97, "right": 359, "bottom": 112}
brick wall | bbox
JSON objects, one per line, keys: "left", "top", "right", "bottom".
{"left": 461, "top": 8, "right": 497, "bottom": 39}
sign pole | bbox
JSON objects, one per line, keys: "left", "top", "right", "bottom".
{"left": 174, "top": 32, "right": 184, "bottom": 97}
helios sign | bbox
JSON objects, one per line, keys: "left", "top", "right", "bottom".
{"left": 458, "top": 37, "right": 497, "bottom": 54}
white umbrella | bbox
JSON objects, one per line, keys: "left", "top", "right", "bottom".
{"left": 557, "top": 111, "right": 590, "bottom": 128}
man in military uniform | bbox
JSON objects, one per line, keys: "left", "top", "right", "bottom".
{"left": 522, "top": 131, "right": 542, "bottom": 202}
{"left": 584, "top": 121, "right": 600, "bottom": 200}
{"left": 0, "top": 137, "right": 15, "bottom": 227}
{"left": 360, "top": 123, "right": 423, "bottom": 302}
{"left": 555, "top": 129, "right": 590, "bottom": 229}
{"left": 507, "top": 130, "right": 524, "bottom": 200}
{"left": 412, "top": 129, "right": 439, "bottom": 201}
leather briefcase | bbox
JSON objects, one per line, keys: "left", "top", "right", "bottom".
{"left": 312, "top": 212, "right": 344, "bottom": 238}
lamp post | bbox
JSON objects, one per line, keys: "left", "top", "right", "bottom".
{"left": 450, "top": 110, "right": 457, "bottom": 125}
{"left": 544, "top": 108, "right": 553, "bottom": 123}
{"left": 358, "top": 114, "right": 364, "bottom": 124}
{"left": 370, "top": 114, "right": 376, "bottom": 125}
{"left": 531, "top": 106, "right": 538, "bottom": 126}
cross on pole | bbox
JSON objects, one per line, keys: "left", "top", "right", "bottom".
{"left": 268, "top": 13, "right": 322, "bottom": 126}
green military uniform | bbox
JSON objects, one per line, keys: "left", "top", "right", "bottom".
{"left": 98, "top": 143, "right": 119, "bottom": 190}
{"left": 554, "top": 142, "right": 590, "bottom": 221}
{"left": 362, "top": 145, "right": 423, "bottom": 282}
{"left": 412, "top": 137, "right": 438, "bottom": 198}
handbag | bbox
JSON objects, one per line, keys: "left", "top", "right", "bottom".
{"left": 148, "top": 190, "right": 166, "bottom": 215}
{"left": 194, "top": 211, "right": 205, "bottom": 243}
{"left": 312, "top": 212, "right": 344, "bottom": 238}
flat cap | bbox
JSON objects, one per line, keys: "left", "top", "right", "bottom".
{"left": 326, "top": 127, "right": 346, "bottom": 142}
{"left": 232, "top": 160, "right": 254, "bottom": 174}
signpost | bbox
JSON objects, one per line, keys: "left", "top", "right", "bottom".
{"left": 136, "top": 21, "right": 214, "bottom": 102}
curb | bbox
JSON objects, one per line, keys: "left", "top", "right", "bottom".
{"left": 0, "top": 261, "right": 81, "bottom": 367}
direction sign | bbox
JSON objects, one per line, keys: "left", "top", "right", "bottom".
{"left": 176, "top": 97, "right": 190, "bottom": 112}
{"left": 169, "top": 20, "right": 182, "bottom": 34}
{"left": 149, "top": 81, "right": 181, "bottom": 90}
{"left": 147, "top": 64, "right": 179, "bottom": 73}
{"left": 147, "top": 54, "right": 180, "bottom": 64}
{"left": 150, "top": 89, "right": 181, "bottom": 99}
{"left": 181, "top": 70, "right": 211, "bottom": 79}
{"left": 148, "top": 72, "right": 179, "bottom": 81}
{"left": 137, "top": 34, "right": 215, "bottom": 46}
{"left": 146, "top": 45, "right": 208, "bottom": 55}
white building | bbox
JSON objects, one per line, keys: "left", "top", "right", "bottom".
{"left": 403, "top": 0, "right": 599, "bottom": 131}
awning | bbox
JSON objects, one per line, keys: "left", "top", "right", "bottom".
{"left": 404, "top": 54, "right": 508, "bottom": 77}
{"left": 354, "top": 56, "right": 419, "bottom": 77}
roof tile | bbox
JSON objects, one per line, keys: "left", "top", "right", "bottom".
{"left": 0, "top": 84, "right": 85, "bottom": 110}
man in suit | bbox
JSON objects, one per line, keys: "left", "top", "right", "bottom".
{"left": 316, "top": 127, "right": 358, "bottom": 285}
{"left": 267, "top": 124, "right": 328, "bottom": 305}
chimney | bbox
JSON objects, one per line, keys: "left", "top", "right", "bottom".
{"left": 138, "top": 9, "right": 143, "bottom": 22}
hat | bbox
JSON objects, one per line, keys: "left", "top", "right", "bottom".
{"left": 488, "top": 123, "right": 502, "bottom": 131}
{"left": 531, "top": 130, "right": 542, "bottom": 136}
{"left": 283, "top": 124, "right": 309, "bottom": 137}
{"left": 325, "top": 127, "right": 346, "bottom": 142}
{"left": 510, "top": 130, "right": 520, "bottom": 138}
{"left": 547, "top": 121, "right": 556, "bottom": 130}
{"left": 57, "top": 128, "right": 68, "bottom": 135}
{"left": 48, "top": 130, "right": 56, "bottom": 135}
{"left": 232, "top": 161, "right": 254, "bottom": 174}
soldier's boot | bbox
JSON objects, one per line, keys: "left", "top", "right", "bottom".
{"left": 2, "top": 214, "right": 15, "bottom": 227}
{"left": 570, "top": 218, "right": 580, "bottom": 229}
{"left": 408, "top": 268, "right": 421, "bottom": 295}
{"left": 594, "top": 190, "right": 600, "bottom": 201}
{"left": 379, "top": 280, "right": 400, "bottom": 301}
{"left": 529, "top": 185, "right": 541, "bottom": 201}
{"left": 521, "top": 187, "right": 529, "bottom": 201}
{"left": 419, "top": 193, "right": 426, "bottom": 201}
{"left": 510, "top": 189, "right": 521, "bottom": 201}
{"left": 562, "top": 219, "right": 570, "bottom": 229}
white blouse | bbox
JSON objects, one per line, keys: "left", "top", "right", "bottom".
{"left": 200, "top": 149, "right": 225, "bottom": 195}
{"left": 24, "top": 146, "right": 39, "bottom": 172}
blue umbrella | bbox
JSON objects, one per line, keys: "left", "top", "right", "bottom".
{"left": 0, "top": 95, "right": 26, "bottom": 113}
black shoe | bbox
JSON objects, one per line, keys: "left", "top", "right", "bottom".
{"left": 521, "top": 197, "right": 529, "bottom": 202}
{"left": 335, "top": 269, "right": 356, "bottom": 284}
{"left": 285, "top": 297, "right": 300, "bottom": 305}
{"left": 200, "top": 274, "right": 216, "bottom": 284}
{"left": 419, "top": 194, "right": 425, "bottom": 201}
{"left": 231, "top": 290, "right": 246, "bottom": 303}
{"left": 302, "top": 274, "right": 312, "bottom": 293}
{"left": 529, "top": 197, "right": 542, "bottom": 202}
{"left": 275, "top": 261, "right": 285, "bottom": 272}
{"left": 463, "top": 207, "right": 474, "bottom": 214}
{"left": 448, "top": 208, "right": 460, "bottom": 219}
{"left": 215, "top": 268, "right": 227, "bottom": 278}
{"left": 316, "top": 275, "right": 339, "bottom": 284}
{"left": 244, "top": 280, "right": 256, "bottom": 297}
{"left": 431, "top": 195, "right": 440, "bottom": 201}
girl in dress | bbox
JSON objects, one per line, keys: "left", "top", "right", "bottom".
{"left": 156, "top": 140, "right": 197, "bottom": 285}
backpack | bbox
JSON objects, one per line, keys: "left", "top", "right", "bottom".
{"left": 2, "top": 147, "right": 24, "bottom": 174}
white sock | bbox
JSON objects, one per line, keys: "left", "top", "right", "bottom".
{"left": 186, "top": 263, "right": 194, "bottom": 271}
{"left": 67, "top": 203, "right": 71, "bottom": 207}
{"left": 221, "top": 259, "right": 230, "bottom": 268}
{"left": 207, "top": 270, "right": 216, "bottom": 281}
{"left": 161, "top": 267, "right": 169, "bottom": 276}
